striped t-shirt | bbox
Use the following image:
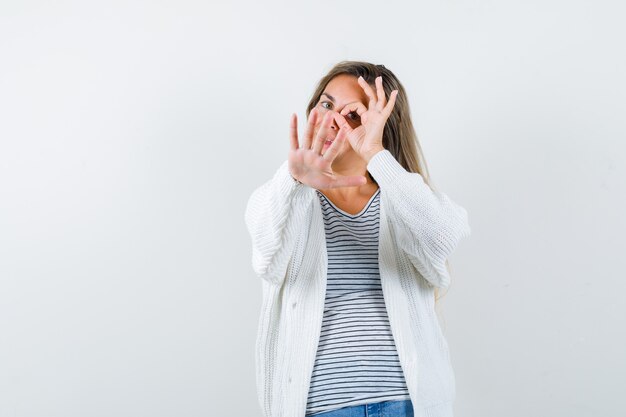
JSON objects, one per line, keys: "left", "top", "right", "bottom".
{"left": 305, "top": 188, "right": 411, "bottom": 416}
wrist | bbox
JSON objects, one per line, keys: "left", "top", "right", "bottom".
{"left": 363, "top": 146, "right": 386, "bottom": 163}
{"left": 290, "top": 174, "right": 302, "bottom": 185}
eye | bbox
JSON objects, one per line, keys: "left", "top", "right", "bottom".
{"left": 319, "top": 101, "right": 332, "bottom": 110}
{"left": 347, "top": 111, "right": 360, "bottom": 121}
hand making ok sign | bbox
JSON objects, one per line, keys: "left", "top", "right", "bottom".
{"left": 332, "top": 76, "right": 398, "bottom": 162}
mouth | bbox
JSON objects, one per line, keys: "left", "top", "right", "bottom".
{"left": 323, "top": 138, "right": 334, "bottom": 147}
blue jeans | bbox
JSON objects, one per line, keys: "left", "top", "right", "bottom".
{"left": 308, "top": 399, "right": 414, "bottom": 417}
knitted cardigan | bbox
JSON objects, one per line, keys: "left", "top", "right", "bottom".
{"left": 244, "top": 149, "right": 471, "bottom": 417}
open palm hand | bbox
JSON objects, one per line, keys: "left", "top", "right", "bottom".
{"left": 288, "top": 108, "right": 367, "bottom": 189}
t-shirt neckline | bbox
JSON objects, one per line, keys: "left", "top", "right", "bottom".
{"left": 317, "top": 188, "right": 380, "bottom": 218}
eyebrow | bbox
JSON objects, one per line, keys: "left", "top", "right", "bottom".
{"left": 320, "top": 93, "right": 361, "bottom": 108}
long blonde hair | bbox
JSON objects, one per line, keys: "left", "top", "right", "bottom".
{"left": 305, "top": 60, "right": 451, "bottom": 306}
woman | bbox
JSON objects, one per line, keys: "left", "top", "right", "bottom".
{"left": 244, "top": 61, "right": 471, "bottom": 417}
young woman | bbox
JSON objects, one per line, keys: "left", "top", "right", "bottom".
{"left": 244, "top": 61, "right": 471, "bottom": 417}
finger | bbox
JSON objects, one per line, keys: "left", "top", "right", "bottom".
{"left": 322, "top": 125, "right": 347, "bottom": 162}
{"left": 340, "top": 102, "right": 367, "bottom": 117}
{"left": 312, "top": 111, "right": 333, "bottom": 154}
{"left": 302, "top": 108, "right": 318, "bottom": 149}
{"left": 383, "top": 90, "right": 399, "bottom": 118}
{"left": 357, "top": 76, "right": 377, "bottom": 109}
{"left": 332, "top": 112, "right": 352, "bottom": 132}
{"left": 375, "top": 76, "right": 386, "bottom": 110}
{"left": 289, "top": 113, "right": 299, "bottom": 151}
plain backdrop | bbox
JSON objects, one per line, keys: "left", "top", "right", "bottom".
{"left": 1, "top": 1, "right": 625, "bottom": 416}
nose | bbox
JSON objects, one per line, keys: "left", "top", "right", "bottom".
{"left": 316, "top": 107, "right": 341, "bottom": 133}
{"left": 328, "top": 110, "right": 339, "bottom": 131}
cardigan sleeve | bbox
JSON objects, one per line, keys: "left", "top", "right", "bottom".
{"left": 367, "top": 149, "right": 471, "bottom": 289}
{"left": 244, "top": 159, "right": 316, "bottom": 287}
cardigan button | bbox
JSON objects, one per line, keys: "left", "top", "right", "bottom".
{"left": 292, "top": 302, "right": 297, "bottom": 309}
{"left": 288, "top": 376, "right": 292, "bottom": 383}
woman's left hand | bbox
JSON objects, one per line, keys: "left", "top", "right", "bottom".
{"left": 332, "top": 75, "right": 398, "bottom": 162}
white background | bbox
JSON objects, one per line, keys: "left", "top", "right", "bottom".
{"left": 1, "top": 1, "right": 625, "bottom": 416}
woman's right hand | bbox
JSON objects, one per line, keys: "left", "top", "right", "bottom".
{"left": 288, "top": 108, "right": 367, "bottom": 189}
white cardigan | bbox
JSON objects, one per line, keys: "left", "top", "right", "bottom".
{"left": 244, "top": 149, "right": 471, "bottom": 417}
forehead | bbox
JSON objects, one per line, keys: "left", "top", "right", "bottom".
{"left": 321, "top": 74, "right": 368, "bottom": 105}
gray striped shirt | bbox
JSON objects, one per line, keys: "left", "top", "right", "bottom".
{"left": 305, "top": 188, "right": 411, "bottom": 416}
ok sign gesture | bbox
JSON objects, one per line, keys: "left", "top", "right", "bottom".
{"left": 333, "top": 76, "right": 398, "bottom": 162}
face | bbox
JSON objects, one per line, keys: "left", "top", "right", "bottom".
{"left": 310, "top": 74, "right": 369, "bottom": 158}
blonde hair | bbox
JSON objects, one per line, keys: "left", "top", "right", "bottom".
{"left": 305, "top": 60, "right": 451, "bottom": 307}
